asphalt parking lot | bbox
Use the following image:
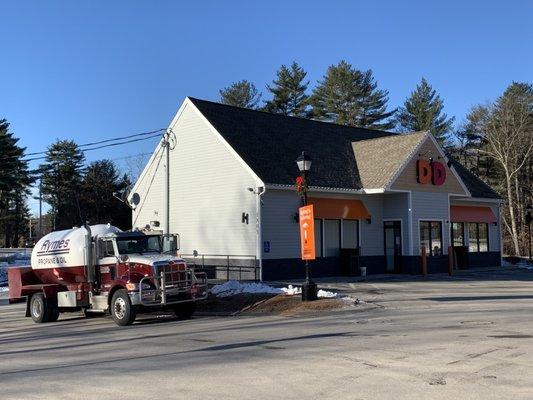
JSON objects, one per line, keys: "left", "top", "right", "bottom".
{"left": 1, "top": 267, "right": 533, "bottom": 400}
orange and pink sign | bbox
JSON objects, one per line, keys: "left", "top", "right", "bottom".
{"left": 299, "top": 205, "right": 316, "bottom": 260}
{"left": 417, "top": 159, "right": 446, "bottom": 186}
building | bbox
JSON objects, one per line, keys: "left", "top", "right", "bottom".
{"left": 130, "top": 97, "right": 502, "bottom": 280}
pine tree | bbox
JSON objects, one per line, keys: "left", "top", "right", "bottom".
{"left": 0, "top": 119, "right": 32, "bottom": 247}
{"left": 396, "top": 78, "right": 455, "bottom": 145}
{"left": 219, "top": 80, "right": 261, "bottom": 109}
{"left": 40, "top": 140, "right": 85, "bottom": 230}
{"left": 80, "top": 160, "right": 131, "bottom": 230}
{"left": 264, "top": 62, "right": 310, "bottom": 117}
{"left": 310, "top": 61, "right": 396, "bottom": 130}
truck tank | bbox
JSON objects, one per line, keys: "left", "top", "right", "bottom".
{"left": 31, "top": 224, "right": 121, "bottom": 285}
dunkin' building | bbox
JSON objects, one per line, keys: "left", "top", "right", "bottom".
{"left": 131, "top": 97, "right": 501, "bottom": 280}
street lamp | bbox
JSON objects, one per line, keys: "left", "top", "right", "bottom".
{"left": 526, "top": 205, "right": 532, "bottom": 262}
{"left": 296, "top": 151, "right": 317, "bottom": 301}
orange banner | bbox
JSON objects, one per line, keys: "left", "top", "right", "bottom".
{"left": 299, "top": 205, "right": 316, "bottom": 260}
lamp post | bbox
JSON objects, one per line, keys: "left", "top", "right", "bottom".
{"left": 296, "top": 151, "right": 318, "bottom": 301}
{"left": 526, "top": 205, "right": 532, "bottom": 262}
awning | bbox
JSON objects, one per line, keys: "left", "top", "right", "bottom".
{"left": 450, "top": 205, "right": 497, "bottom": 223}
{"left": 308, "top": 197, "right": 371, "bottom": 219}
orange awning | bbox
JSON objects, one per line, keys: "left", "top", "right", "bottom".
{"left": 308, "top": 197, "right": 371, "bottom": 219}
{"left": 450, "top": 205, "right": 497, "bottom": 223}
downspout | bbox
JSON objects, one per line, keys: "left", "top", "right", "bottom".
{"left": 256, "top": 186, "right": 266, "bottom": 281}
{"left": 408, "top": 192, "right": 413, "bottom": 256}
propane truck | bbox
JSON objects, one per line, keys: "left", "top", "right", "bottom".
{"left": 7, "top": 224, "right": 207, "bottom": 326}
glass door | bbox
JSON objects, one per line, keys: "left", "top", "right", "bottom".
{"left": 384, "top": 221, "right": 402, "bottom": 273}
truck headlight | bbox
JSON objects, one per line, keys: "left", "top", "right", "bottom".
{"left": 126, "top": 282, "right": 152, "bottom": 291}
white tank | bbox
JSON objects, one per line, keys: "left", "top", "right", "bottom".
{"left": 31, "top": 224, "right": 122, "bottom": 271}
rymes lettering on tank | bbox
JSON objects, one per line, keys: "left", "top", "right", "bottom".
{"left": 38, "top": 239, "right": 71, "bottom": 254}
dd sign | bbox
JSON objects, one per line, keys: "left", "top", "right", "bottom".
{"left": 417, "top": 159, "right": 446, "bottom": 186}
{"left": 299, "top": 205, "right": 316, "bottom": 260}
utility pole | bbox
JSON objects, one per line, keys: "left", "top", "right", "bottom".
{"left": 163, "top": 129, "right": 171, "bottom": 235}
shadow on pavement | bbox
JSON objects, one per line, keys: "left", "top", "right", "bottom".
{"left": 422, "top": 294, "right": 533, "bottom": 302}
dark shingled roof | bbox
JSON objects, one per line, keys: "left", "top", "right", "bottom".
{"left": 189, "top": 97, "right": 393, "bottom": 189}
{"left": 189, "top": 97, "right": 500, "bottom": 199}
{"left": 449, "top": 158, "right": 501, "bottom": 199}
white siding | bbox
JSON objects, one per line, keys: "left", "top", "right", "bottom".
{"left": 261, "top": 190, "right": 384, "bottom": 259}
{"left": 359, "top": 195, "right": 383, "bottom": 256}
{"left": 261, "top": 190, "right": 300, "bottom": 259}
{"left": 411, "top": 191, "right": 451, "bottom": 255}
{"left": 132, "top": 102, "right": 261, "bottom": 256}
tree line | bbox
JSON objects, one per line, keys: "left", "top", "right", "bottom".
{"left": 0, "top": 62, "right": 531, "bottom": 255}
{"left": 0, "top": 131, "right": 132, "bottom": 247}
{"left": 221, "top": 61, "right": 532, "bottom": 256}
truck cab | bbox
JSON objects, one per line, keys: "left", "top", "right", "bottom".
{"left": 91, "top": 230, "right": 207, "bottom": 325}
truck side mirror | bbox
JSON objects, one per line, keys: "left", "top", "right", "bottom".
{"left": 162, "top": 234, "right": 179, "bottom": 253}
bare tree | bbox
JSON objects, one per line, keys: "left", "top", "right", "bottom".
{"left": 478, "top": 83, "right": 533, "bottom": 255}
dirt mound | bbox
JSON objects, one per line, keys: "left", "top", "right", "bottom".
{"left": 245, "top": 294, "right": 346, "bottom": 316}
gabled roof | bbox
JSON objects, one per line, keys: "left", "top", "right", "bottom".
{"left": 189, "top": 97, "right": 394, "bottom": 189}
{"left": 188, "top": 97, "right": 500, "bottom": 199}
{"left": 352, "top": 131, "right": 427, "bottom": 189}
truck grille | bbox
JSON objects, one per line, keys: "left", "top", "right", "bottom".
{"left": 157, "top": 262, "right": 190, "bottom": 288}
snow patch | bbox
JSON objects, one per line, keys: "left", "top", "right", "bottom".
{"left": 210, "top": 280, "right": 345, "bottom": 299}
{"left": 0, "top": 286, "right": 8, "bottom": 293}
{"left": 210, "top": 280, "right": 282, "bottom": 297}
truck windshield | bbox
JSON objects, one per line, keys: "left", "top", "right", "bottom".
{"left": 116, "top": 236, "right": 161, "bottom": 255}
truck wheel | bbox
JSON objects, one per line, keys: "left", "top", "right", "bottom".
{"left": 173, "top": 302, "right": 196, "bottom": 319}
{"left": 111, "top": 289, "right": 136, "bottom": 326}
{"left": 30, "top": 293, "right": 50, "bottom": 323}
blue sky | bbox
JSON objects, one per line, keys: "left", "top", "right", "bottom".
{"left": 1, "top": 1, "right": 532, "bottom": 212}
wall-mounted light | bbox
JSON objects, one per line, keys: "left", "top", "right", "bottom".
{"left": 242, "top": 213, "right": 249, "bottom": 224}
{"left": 293, "top": 213, "right": 299, "bottom": 223}
{"left": 366, "top": 218, "right": 371, "bottom": 224}
{"left": 150, "top": 220, "right": 160, "bottom": 227}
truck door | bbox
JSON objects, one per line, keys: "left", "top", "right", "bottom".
{"left": 97, "top": 239, "right": 118, "bottom": 287}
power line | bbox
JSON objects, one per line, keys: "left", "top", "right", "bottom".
{"left": 108, "top": 152, "right": 153, "bottom": 162}
{"left": 24, "top": 128, "right": 166, "bottom": 157}
{"left": 24, "top": 133, "right": 163, "bottom": 162}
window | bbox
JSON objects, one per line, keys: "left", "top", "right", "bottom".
{"left": 99, "top": 240, "right": 116, "bottom": 258}
{"left": 451, "top": 222, "right": 465, "bottom": 247}
{"left": 469, "top": 223, "right": 489, "bottom": 252}
{"left": 342, "top": 220, "right": 359, "bottom": 249}
{"left": 420, "top": 221, "right": 442, "bottom": 256}
{"left": 116, "top": 235, "right": 161, "bottom": 255}
{"left": 324, "top": 219, "right": 341, "bottom": 257}
{"left": 314, "top": 219, "right": 323, "bottom": 257}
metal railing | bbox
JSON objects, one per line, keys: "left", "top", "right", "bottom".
{"left": 0, "top": 248, "right": 32, "bottom": 265}
{"left": 180, "top": 254, "right": 260, "bottom": 282}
